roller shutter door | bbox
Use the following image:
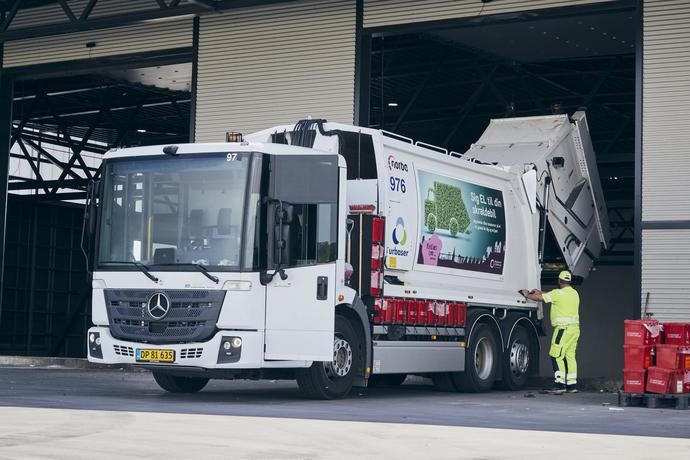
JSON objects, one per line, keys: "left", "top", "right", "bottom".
{"left": 641, "top": 230, "right": 690, "bottom": 321}
{"left": 642, "top": 0, "right": 690, "bottom": 221}
{"left": 3, "top": 17, "right": 193, "bottom": 68}
{"left": 195, "top": 0, "right": 356, "bottom": 142}
{"left": 640, "top": 1, "right": 690, "bottom": 320}
{"left": 364, "top": 0, "right": 618, "bottom": 28}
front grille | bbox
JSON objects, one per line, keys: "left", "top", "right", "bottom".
{"left": 105, "top": 289, "right": 225, "bottom": 344}
{"left": 180, "top": 348, "right": 203, "bottom": 359}
{"left": 113, "top": 345, "right": 134, "bottom": 357}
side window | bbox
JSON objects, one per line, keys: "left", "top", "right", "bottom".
{"left": 268, "top": 154, "right": 339, "bottom": 268}
{"left": 285, "top": 203, "right": 337, "bottom": 267}
{"left": 339, "top": 131, "right": 377, "bottom": 180}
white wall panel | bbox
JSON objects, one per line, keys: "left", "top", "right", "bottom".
{"left": 641, "top": 229, "right": 690, "bottom": 321}
{"left": 364, "top": 0, "right": 617, "bottom": 28}
{"left": 3, "top": 17, "right": 192, "bottom": 68}
{"left": 195, "top": 0, "right": 356, "bottom": 141}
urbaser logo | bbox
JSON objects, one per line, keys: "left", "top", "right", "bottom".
{"left": 387, "top": 155, "right": 409, "bottom": 172}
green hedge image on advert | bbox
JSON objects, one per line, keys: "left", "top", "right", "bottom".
{"left": 424, "top": 181, "right": 471, "bottom": 237}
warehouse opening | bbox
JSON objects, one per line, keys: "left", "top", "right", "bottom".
{"left": 0, "top": 60, "right": 192, "bottom": 357}
{"left": 363, "top": 1, "right": 638, "bottom": 378}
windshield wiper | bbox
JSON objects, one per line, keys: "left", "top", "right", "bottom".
{"left": 153, "top": 263, "right": 219, "bottom": 284}
{"left": 100, "top": 260, "right": 159, "bottom": 283}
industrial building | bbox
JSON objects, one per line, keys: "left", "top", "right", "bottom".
{"left": 0, "top": 0, "right": 684, "bottom": 381}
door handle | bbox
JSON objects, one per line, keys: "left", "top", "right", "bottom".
{"left": 317, "top": 276, "right": 328, "bottom": 300}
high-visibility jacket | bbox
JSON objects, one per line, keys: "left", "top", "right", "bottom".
{"left": 542, "top": 286, "right": 579, "bottom": 327}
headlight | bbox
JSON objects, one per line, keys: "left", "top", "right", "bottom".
{"left": 223, "top": 341, "right": 231, "bottom": 350}
{"left": 89, "top": 333, "right": 96, "bottom": 343}
{"left": 231, "top": 337, "right": 242, "bottom": 348}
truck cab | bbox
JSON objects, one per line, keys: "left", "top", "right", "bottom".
{"left": 87, "top": 141, "right": 355, "bottom": 396}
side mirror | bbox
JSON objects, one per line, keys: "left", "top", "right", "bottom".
{"left": 86, "top": 180, "right": 99, "bottom": 236}
{"left": 274, "top": 202, "right": 294, "bottom": 265}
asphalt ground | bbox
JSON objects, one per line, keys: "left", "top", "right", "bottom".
{"left": 1, "top": 367, "right": 688, "bottom": 439}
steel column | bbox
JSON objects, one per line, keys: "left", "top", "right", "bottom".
{"left": 0, "top": 57, "right": 13, "bottom": 325}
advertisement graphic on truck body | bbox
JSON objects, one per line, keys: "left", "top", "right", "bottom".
{"left": 417, "top": 170, "right": 506, "bottom": 275}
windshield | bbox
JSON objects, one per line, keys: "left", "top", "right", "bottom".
{"left": 97, "top": 153, "right": 255, "bottom": 271}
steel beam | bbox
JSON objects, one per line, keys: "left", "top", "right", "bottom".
{"left": 8, "top": 178, "right": 88, "bottom": 191}
{"left": 0, "top": 0, "right": 299, "bottom": 42}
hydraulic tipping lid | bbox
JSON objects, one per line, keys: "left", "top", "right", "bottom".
{"left": 464, "top": 112, "right": 610, "bottom": 278}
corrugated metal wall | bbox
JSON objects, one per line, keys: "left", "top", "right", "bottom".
{"left": 642, "top": 0, "right": 690, "bottom": 221}
{"left": 363, "top": 0, "right": 617, "bottom": 28}
{"left": 195, "top": 0, "right": 356, "bottom": 142}
{"left": 641, "top": 0, "right": 690, "bottom": 320}
{"left": 641, "top": 230, "right": 690, "bottom": 321}
{"left": 3, "top": 17, "right": 192, "bottom": 68}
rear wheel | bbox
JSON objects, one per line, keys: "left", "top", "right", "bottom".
{"left": 152, "top": 372, "right": 209, "bottom": 393}
{"left": 296, "top": 315, "right": 361, "bottom": 399}
{"left": 453, "top": 323, "right": 499, "bottom": 392}
{"left": 498, "top": 325, "right": 532, "bottom": 390}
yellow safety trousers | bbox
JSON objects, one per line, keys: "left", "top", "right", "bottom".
{"left": 549, "top": 325, "right": 580, "bottom": 385}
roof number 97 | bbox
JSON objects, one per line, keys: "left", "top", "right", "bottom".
{"left": 390, "top": 176, "right": 406, "bottom": 193}
{"left": 227, "top": 153, "right": 238, "bottom": 162}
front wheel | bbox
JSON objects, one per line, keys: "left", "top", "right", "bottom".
{"left": 152, "top": 372, "right": 209, "bottom": 393}
{"left": 296, "top": 315, "right": 361, "bottom": 399}
{"left": 452, "top": 323, "right": 499, "bottom": 392}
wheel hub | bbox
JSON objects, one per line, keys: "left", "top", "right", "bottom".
{"left": 510, "top": 341, "right": 530, "bottom": 375}
{"left": 474, "top": 337, "right": 494, "bottom": 380}
{"left": 325, "top": 337, "right": 353, "bottom": 380}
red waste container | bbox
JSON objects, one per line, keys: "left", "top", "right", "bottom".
{"left": 646, "top": 367, "right": 683, "bottom": 394}
{"left": 623, "top": 345, "right": 654, "bottom": 369}
{"left": 405, "top": 299, "right": 417, "bottom": 325}
{"left": 656, "top": 345, "right": 690, "bottom": 369}
{"left": 623, "top": 369, "right": 646, "bottom": 393}
{"left": 624, "top": 320, "right": 662, "bottom": 345}
{"left": 663, "top": 323, "right": 690, "bottom": 346}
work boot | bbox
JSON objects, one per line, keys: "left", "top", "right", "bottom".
{"left": 566, "top": 384, "right": 578, "bottom": 393}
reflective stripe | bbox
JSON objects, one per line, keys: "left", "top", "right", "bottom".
{"left": 552, "top": 318, "right": 579, "bottom": 326}
{"left": 554, "top": 371, "right": 564, "bottom": 384}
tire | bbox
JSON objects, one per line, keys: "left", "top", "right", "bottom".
{"left": 368, "top": 374, "right": 407, "bottom": 387}
{"left": 453, "top": 323, "right": 499, "bottom": 392}
{"left": 152, "top": 372, "right": 209, "bottom": 394}
{"left": 498, "top": 325, "right": 532, "bottom": 390}
{"left": 296, "top": 315, "right": 361, "bottom": 399}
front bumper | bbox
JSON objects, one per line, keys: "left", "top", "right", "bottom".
{"left": 87, "top": 327, "right": 261, "bottom": 369}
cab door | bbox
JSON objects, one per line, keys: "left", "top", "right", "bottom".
{"left": 263, "top": 155, "right": 339, "bottom": 361}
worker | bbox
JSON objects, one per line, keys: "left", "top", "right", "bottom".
{"left": 520, "top": 270, "right": 580, "bottom": 394}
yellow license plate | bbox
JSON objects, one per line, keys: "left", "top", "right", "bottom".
{"left": 136, "top": 349, "right": 175, "bottom": 363}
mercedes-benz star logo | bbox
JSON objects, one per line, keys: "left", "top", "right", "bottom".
{"left": 147, "top": 293, "right": 170, "bottom": 320}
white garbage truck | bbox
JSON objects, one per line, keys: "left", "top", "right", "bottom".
{"left": 86, "top": 112, "right": 609, "bottom": 399}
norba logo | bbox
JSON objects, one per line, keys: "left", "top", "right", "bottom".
{"left": 391, "top": 217, "right": 408, "bottom": 246}
{"left": 387, "top": 155, "right": 409, "bottom": 172}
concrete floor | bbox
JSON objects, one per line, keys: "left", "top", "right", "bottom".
{"left": 1, "top": 367, "right": 689, "bottom": 459}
